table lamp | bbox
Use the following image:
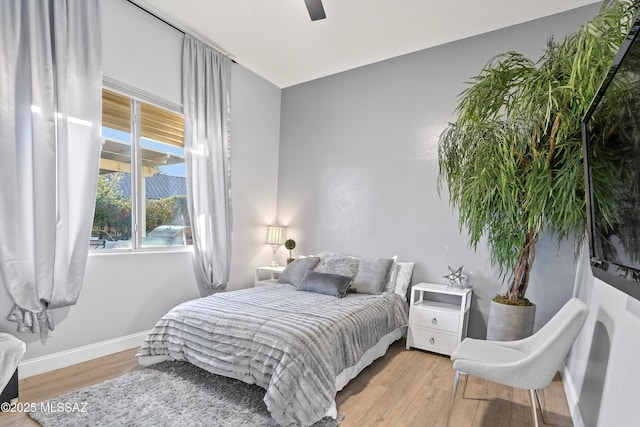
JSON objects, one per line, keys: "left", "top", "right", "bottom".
{"left": 266, "top": 225, "right": 286, "bottom": 267}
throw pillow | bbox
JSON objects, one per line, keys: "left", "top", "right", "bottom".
{"left": 314, "top": 252, "right": 360, "bottom": 277}
{"left": 385, "top": 255, "right": 399, "bottom": 292}
{"left": 278, "top": 256, "right": 321, "bottom": 288}
{"left": 351, "top": 258, "right": 394, "bottom": 294}
{"left": 297, "top": 271, "right": 352, "bottom": 298}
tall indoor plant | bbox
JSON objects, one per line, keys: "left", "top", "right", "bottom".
{"left": 438, "top": 0, "right": 637, "bottom": 338}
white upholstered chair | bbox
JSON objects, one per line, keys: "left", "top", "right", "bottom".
{"left": 1, "top": 333, "right": 26, "bottom": 405}
{"left": 447, "top": 298, "right": 589, "bottom": 427}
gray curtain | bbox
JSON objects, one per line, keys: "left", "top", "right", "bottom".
{"left": 182, "top": 35, "right": 232, "bottom": 291}
{"left": 0, "top": 0, "right": 102, "bottom": 333}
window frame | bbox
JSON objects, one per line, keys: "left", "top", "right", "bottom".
{"left": 95, "top": 79, "right": 189, "bottom": 253}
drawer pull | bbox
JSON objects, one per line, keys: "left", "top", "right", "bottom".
{"left": 429, "top": 337, "right": 435, "bottom": 345}
{"left": 431, "top": 317, "right": 438, "bottom": 325}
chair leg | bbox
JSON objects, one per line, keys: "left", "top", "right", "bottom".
{"left": 528, "top": 389, "right": 540, "bottom": 427}
{"left": 447, "top": 370, "right": 460, "bottom": 427}
{"left": 461, "top": 372, "right": 469, "bottom": 398}
{"left": 534, "top": 389, "right": 547, "bottom": 425}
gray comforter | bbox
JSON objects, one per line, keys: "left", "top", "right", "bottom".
{"left": 137, "top": 283, "right": 408, "bottom": 426}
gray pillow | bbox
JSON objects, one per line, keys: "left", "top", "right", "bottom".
{"left": 278, "top": 257, "right": 320, "bottom": 288}
{"left": 297, "top": 271, "right": 352, "bottom": 298}
{"left": 351, "top": 258, "right": 394, "bottom": 294}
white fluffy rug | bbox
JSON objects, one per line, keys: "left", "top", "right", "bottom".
{"left": 28, "top": 361, "right": 341, "bottom": 426}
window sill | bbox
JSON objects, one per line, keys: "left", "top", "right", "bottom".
{"left": 88, "top": 245, "right": 194, "bottom": 257}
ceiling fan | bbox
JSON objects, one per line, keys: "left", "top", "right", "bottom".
{"left": 304, "top": 0, "right": 326, "bottom": 21}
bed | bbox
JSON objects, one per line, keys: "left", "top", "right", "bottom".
{"left": 137, "top": 255, "right": 412, "bottom": 427}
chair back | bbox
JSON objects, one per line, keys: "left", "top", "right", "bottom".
{"left": 520, "top": 298, "right": 588, "bottom": 389}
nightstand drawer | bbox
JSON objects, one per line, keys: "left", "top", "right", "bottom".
{"left": 410, "top": 306, "right": 460, "bottom": 333}
{"left": 408, "top": 328, "right": 458, "bottom": 355}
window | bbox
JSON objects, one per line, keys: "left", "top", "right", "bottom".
{"left": 91, "top": 88, "right": 191, "bottom": 250}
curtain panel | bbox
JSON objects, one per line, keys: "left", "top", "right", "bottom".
{"left": 182, "top": 35, "right": 232, "bottom": 291}
{"left": 0, "top": 0, "right": 102, "bottom": 333}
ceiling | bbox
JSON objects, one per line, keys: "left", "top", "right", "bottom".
{"left": 133, "top": 0, "right": 601, "bottom": 88}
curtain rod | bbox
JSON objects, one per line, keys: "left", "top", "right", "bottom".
{"left": 125, "top": 0, "right": 237, "bottom": 63}
{"left": 127, "top": 0, "right": 184, "bottom": 34}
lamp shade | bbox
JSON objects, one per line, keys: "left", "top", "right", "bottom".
{"left": 266, "top": 225, "right": 286, "bottom": 245}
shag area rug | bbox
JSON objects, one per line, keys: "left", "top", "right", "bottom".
{"left": 28, "top": 361, "right": 341, "bottom": 426}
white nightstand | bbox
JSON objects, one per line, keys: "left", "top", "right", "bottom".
{"left": 254, "top": 265, "right": 286, "bottom": 287}
{"left": 406, "top": 282, "right": 472, "bottom": 356}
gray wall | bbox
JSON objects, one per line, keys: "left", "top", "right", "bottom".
{"left": 0, "top": 0, "right": 282, "bottom": 360}
{"left": 277, "top": 4, "right": 600, "bottom": 339}
{"left": 229, "top": 64, "right": 283, "bottom": 282}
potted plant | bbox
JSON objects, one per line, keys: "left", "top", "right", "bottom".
{"left": 284, "top": 239, "right": 296, "bottom": 264}
{"left": 437, "top": 0, "right": 636, "bottom": 340}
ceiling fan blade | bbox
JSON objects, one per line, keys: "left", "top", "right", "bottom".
{"left": 304, "top": 0, "right": 326, "bottom": 21}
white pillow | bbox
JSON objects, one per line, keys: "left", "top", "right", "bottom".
{"left": 394, "top": 262, "right": 415, "bottom": 297}
{"left": 296, "top": 254, "right": 319, "bottom": 259}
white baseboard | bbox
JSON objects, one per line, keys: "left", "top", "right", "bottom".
{"left": 561, "top": 363, "right": 585, "bottom": 427}
{"left": 18, "top": 330, "right": 150, "bottom": 379}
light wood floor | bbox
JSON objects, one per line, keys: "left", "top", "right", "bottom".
{"left": 0, "top": 339, "right": 572, "bottom": 427}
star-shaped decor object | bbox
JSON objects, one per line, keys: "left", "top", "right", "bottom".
{"left": 443, "top": 265, "right": 464, "bottom": 289}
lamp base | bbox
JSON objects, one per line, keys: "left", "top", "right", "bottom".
{"left": 270, "top": 244, "right": 281, "bottom": 267}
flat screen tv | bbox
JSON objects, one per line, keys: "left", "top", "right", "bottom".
{"left": 582, "top": 13, "right": 640, "bottom": 300}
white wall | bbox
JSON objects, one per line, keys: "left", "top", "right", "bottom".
{"left": 277, "top": 5, "right": 599, "bottom": 339}
{"left": 0, "top": 0, "right": 281, "bottom": 367}
{"left": 564, "top": 243, "right": 640, "bottom": 427}
{"left": 229, "top": 64, "right": 283, "bottom": 287}
{"left": 102, "top": 0, "right": 182, "bottom": 105}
